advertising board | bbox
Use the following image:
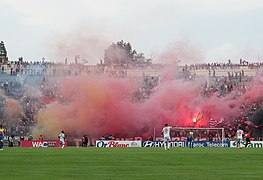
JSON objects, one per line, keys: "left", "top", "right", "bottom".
{"left": 230, "top": 141, "right": 263, "bottom": 148}
{"left": 95, "top": 140, "right": 141, "bottom": 148}
{"left": 142, "top": 141, "right": 230, "bottom": 147}
{"left": 142, "top": 141, "right": 186, "bottom": 147}
{"left": 21, "top": 140, "right": 65, "bottom": 148}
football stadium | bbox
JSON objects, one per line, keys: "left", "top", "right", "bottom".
{"left": 1, "top": 1, "right": 263, "bottom": 179}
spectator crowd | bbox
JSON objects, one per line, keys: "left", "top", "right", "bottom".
{"left": 0, "top": 59, "right": 263, "bottom": 145}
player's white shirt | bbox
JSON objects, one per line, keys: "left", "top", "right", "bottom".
{"left": 162, "top": 126, "right": 172, "bottom": 138}
{"left": 59, "top": 133, "right": 65, "bottom": 142}
{"left": 236, "top": 129, "right": 244, "bottom": 139}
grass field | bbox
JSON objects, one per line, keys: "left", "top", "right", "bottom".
{"left": 0, "top": 147, "right": 262, "bottom": 180}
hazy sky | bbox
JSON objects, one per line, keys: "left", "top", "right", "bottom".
{"left": 1, "top": 0, "right": 263, "bottom": 64}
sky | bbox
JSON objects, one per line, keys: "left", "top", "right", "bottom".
{"left": 1, "top": 0, "right": 263, "bottom": 64}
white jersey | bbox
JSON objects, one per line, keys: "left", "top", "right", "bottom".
{"left": 162, "top": 126, "right": 172, "bottom": 138}
{"left": 59, "top": 133, "right": 65, "bottom": 142}
{"left": 236, "top": 129, "right": 244, "bottom": 139}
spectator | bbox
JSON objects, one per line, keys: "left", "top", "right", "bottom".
{"left": 148, "top": 135, "right": 153, "bottom": 141}
{"left": 0, "top": 125, "right": 4, "bottom": 150}
{"left": 81, "top": 135, "right": 88, "bottom": 147}
{"left": 28, "top": 135, "right": 33, "bottom": 141}
{"left": 8, "top": 135, "right": 14, "bottom": 147}
{"left": 39, "top": 134, "right": 43, "bottom": 141}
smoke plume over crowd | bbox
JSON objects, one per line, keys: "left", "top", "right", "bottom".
{"left": 30, "top": 56, "right": 263, "bottom": 140}
{"left": 1, "top": 37, "right": 263, "bottom": 140}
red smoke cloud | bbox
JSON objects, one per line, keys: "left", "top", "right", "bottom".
{"left": 33, "top": 39, "right": 263, "bottom": 140}
{"left": 33, "top": 71, "right": 263, "bottom": 139}
{"left": 5, "top": 98, "right": 24, "bottom": 120}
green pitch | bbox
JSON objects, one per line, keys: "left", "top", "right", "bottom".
{"left": 0, "top": 147, "right": 262, "bottom": 180}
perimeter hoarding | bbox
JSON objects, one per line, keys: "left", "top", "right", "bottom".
{"left": 142, "top": 141, "right": 230, "bottom": 147}
{"left": 21, "top": 140, "right": 65, "bottom": 148}
{"left": 95, "top": 140, "right": 230, "bottom": 148}
{"left": 95, "top": 140, "right": 141, "bottom": 148}
{"left": 142, "top": 141, "right": 186, "bottom": 147}
{"left": 230, "top": 141, "right": 263, "bottom": 148}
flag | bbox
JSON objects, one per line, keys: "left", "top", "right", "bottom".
{"left": 195, "top": 112, "right": 203, "bottom": 124}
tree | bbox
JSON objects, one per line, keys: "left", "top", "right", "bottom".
{"left": 134, "top": 53, "right": 150, "bottom": 64}
{"left": 0, "top": 41, "right": 7, "bottom": 64}
{"left": 103, "top": 40, "right": 151, "bottom": 65}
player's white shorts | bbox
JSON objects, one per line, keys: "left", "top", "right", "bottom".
{"left": 163, "top": 136, "right": 171, "bottom": 142}
{"left": 236, "top": 138, "right": 243, "bottom": 144}
{"left": 60, "top": 140, "right": 65, "bottom": 145}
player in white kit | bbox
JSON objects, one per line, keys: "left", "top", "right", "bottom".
{"left": 236, "top": 127, "right": 244, "bottom": 149}
{"left": 161, "top": 124, "right": 174, "bottom": 150}
{"left": 58, "top": 130, "right": 66, "bottom": 148}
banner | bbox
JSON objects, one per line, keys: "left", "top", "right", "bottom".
{"left": 142, "top": 141, "right": 229, "bottom": 147}
{"left": 230, "top": 141, "right": 263, "bottom": 148}
{"left": 142, "top": 141, "right": 186, "bottom": 147}
{"left": 96, "top": 140, "right": 141, "bottom": 148}
{"left": 188, "top": 141, "right": 230, "bottom": 147}
{"left": 21, "top": 140, "right": 66, "bottom": 148}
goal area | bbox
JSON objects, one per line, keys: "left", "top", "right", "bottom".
{"left": 166, "top": 127, "right": 225, "bottom": 143}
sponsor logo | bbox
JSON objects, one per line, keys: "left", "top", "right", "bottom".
{"left": 130, "top": 141, "right": 138, "bottom": 147}
{"left": 96, "top": 141, "right": 107, "bottom": 148}
{"left": 142, "top": 141, "right": 164, "bottom": 147}
{"left": 191, "top": 141, "right": 230, "bottom": 147}
{"left": 206, "top": 142, "right": 229, "bottom": 147}
{"left": 47, "top": 142, "right": 56, "bottom": 147}
{"left": 142, "top": 141, "right": 230, "bottom": 148}
{"left": 31, "top": 141, "right": 56, "bottom": 148}
{"left": 142, "top": 141, "right": 154, "bottom": 147}
{"left": 142, "top": 141, "right": 186, "bottom": 147}
{"left": 230, "top": 141, "right": 263, "bottom": 148}
{"left": 96, "top": 141, "right": 130, "bottom": 148}
{"left": 253, "top": 143, "right": 263, "bottom": 148}
{"left": 192, "top": 142, "right": 205, "bottom": 147}
{"left": 108, "top": 141, "right": 129, "bottom": 147}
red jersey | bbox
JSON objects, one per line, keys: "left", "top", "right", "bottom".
{"left": 246, "top": 132, "right": 251, "bottom": 138}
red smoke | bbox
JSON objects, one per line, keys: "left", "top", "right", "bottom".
{"left": 33, "top": 70, "right": 263, "bottom": 139}
{"left": 33, "top": 39, "right": 263, "bottom": 140}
